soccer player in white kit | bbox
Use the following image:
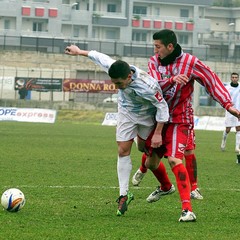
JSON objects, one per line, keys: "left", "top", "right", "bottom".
{"left": 221, "top": 72, "right": 240, "bottom": 152}
{"left": 65, "top": 45, "right": 170, "bottom": 216}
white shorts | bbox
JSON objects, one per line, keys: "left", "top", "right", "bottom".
{"left": 225, "top": 111, "right": 240, "bottom": 127}
{"left": 116, "top": 110, "right": 155, "bottom": 142}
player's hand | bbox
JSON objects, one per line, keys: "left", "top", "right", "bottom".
{"left": 151, "top": 133, "right": 162, "bottom": 148}
{"left": 173, "top": 74, "right": 189, "bottom": 85}
{"left": 228, "top": 106, "right": 240, "bottom": 120}
{"left": 65, "top": 45, "right": 81, "bottom": 55}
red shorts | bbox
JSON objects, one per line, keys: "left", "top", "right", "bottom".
{"left": 144, "top": 128, "right": 166, "bottom": 158}
{"left": 163, "top": 123, "right": 191, "bottom": 159}
{"left": 185, "top": 126, "right": 195, "bottom": 151}
{"left": 145, "top": 123, "right": 191, "bottom": 159}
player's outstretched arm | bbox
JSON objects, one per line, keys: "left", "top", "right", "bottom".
{"left": 228, "top": 106, "right": 240, "bottom": 120}
{"left": 65, "top": 45, "right": 89, "bottom": 57}
{"left": 65, "top": 45, "right": 115, "bottom": 74}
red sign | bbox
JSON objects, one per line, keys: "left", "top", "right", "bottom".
{"left": 63, "top": 79, "right": 117, "bottom": 93}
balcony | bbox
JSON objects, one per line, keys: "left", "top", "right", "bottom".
{"left": 92, "top": 14, "right": 128, "bottom": 27}
{"left": 131, "top": 18, "right": 196, "bottom": 32}
{"left": 202, "top": 31, "right": 240, "bottom": 46}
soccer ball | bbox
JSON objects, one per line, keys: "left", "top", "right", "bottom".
{"left": 1, "top": 188, "right": 26, "bottom": 212}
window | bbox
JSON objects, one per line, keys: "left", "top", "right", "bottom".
{"left": 178, "top": 34, "right": 188, "bottom": 44}
{"left": 133, "top": 6, "right": 147, "bottom": 15}
{"left": 92, "top": 28, "right": 98, "bottom": 38}
{"left": 180, "top": 9, "right": 189, "bottom": 18}
{"left": 32, "top": 0, "right": 48, "bottom": 2}
{"left": 154, "top": 8, "right": 160, "bottom": 16}
{"left": 106, "top": 29, "right": 117, "bottom": 40}
{"left": 107, "top": 4, "right": 116, "bottom": 12}
{"left": 132, "top": 32, "right": 147, "bottom": 41}
{"left": 33, "top": 22, "right": 43, "bottom": 32}
{"left": 75, "top": 1, "right": 80, "bottom": 10}
{"left": 73, "top": 26, "right": 80, "bottom": 37}
{"left": 4, "top": 19, "right": 10, "bottom": 30}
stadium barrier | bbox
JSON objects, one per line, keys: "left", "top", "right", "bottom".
{"left": 102, "top": 113, "right": 226, "bottom": 131}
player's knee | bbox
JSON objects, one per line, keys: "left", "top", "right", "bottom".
{"left": 168, "top": 157, "right": 182, "bottom": 168}
{"left": 137, "top": 145, "right": 145, "bottom": 152}
{"left": 145, "top": 154, "right": 159, "bottom": 170}
{"left": 184, "top": 149, "right": 194, "bottom": 156}
{"left": 145, "top": 161, "right": 158, "bottom": 170}
{"left": 118, "top": 147, "right": 130, "bottom": 157}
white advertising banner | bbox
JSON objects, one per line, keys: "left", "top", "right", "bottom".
{"left": 0, "top": 76, "right": 15, "bottom": 90}
{"left": 194, "top": 116, "right": 225, "bottom": 131}
{"left": 102, "top": 112, "right": 118, "bottom": 126}
{"left": 0, "top": 107, "right": 57, "bottom": 123}
{"left": 102, "top": 113, "right": 226, "bottom": 131}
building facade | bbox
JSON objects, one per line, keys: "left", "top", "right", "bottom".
{"left": 202, "top": 6, "right": 240, "bottom": 61}
{"left": 0, "top": 0, "right": 240, "bottom": 111}
{"left": 0, "top": 0, "right": 213, "bottom": 58}
{"left": 1, "top": 0, "right": 240, "bottom": 60}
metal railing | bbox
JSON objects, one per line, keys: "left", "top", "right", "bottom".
{"left": 0, "top": 34, "right": 240, "bottom": 62}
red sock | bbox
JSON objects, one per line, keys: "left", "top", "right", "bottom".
{"left": 139, "top": 153, "right": 148, "bottom": 173}
{"left": 185, "top": 154, "right": 198, "bottom": 191}
{"left": 151, "top": 162, "right": 172, "bottom": 191}
{"left": 172, "top": 163, "right": 192, "bottom": 211}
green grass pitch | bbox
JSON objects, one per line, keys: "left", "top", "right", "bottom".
{"left": 0, "top": 116, "right": 239, "bottom": 240}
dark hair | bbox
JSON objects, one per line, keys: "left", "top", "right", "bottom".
{"left": 231, "top": 72, "right": 239, "bottom": 77}
{"left": 108, "top": 60, "right": 131, "bottom": 79}
{"left": 153, "top": 29, "right": 177, "bottom": 48}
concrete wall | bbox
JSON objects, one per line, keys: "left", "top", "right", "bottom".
{"left": 0, "top": 50, "right": 239, "bottom": 116}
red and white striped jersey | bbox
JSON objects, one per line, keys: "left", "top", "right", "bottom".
{"left": 148, "top": 52, "right": 232, "bottom": 124}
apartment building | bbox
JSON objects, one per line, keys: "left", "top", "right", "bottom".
{"left": 0, "top": 0, "right": 239, "bottom": 59}
{"left": 0, "top": 0, "right": 239, "bottom": 109}
{"left": 0, "top": 0, "right": 213, "bottom": 58}
{"left": 203, "top": 6, "right": 240, "bottom": 60}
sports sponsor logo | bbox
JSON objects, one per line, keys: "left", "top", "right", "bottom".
{"left": 102, "top": 112, "right": 118, "bottom": 126}
{"left": 178, "top": 143, "right": 186, "bottom": 153}
{"left": 0, "top": 107, "right": 56, "bottom": 123}
{"left": 155, "top": 91, "right": 163, "bottom": 102}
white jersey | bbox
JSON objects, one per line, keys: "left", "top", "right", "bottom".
{"left": 224, "top": 83, "right": 240, "bottom": 127}
{"left": 88, "top": 50, "right": 169, "bottom": 141}
{"left": 88, "top": 50, "right": 169, "bottom": 124}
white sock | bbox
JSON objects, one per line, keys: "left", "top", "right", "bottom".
{"left": 222, "top": 130, "right": 228, "bottom": 142}
{"left": 236, "top": 131, "right": 240, "bottom": 149}
{"left": 117, "top": 155, "right": 132, "bottom": 196}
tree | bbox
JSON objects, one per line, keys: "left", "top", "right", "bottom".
{"left": 213, "top": 0, "right": 240, "bottom": 7}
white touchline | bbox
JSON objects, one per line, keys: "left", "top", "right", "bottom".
{"left": 2, "top": 185, "right": 240, "bottom": 191}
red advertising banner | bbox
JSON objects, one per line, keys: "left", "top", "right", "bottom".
{"left": 63, "top": 79, "right": 117, "bottom": 93}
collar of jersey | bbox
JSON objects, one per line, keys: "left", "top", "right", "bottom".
{"left": 230, "top": 82, "right": 239, "bottom": 87}
{"left": 158, "top": 44, "right": 182, "bottom": 66}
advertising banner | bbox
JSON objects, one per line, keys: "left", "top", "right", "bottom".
{"left": 15, "top": 77, "right": 62, "bottom": 92}
{"left": 102, "top": 112, "right": 118, "bottom": 126}
{"left": 0, "top": 76, "right": 15, "bottom": 90}
{"left": 63, "top": 79, "right": 117, "bottom": 93}
{"left": 0, "top": 107, "right": 57, "bottom": 123}
{"left": 102, "top": 113, "right": 226, "bottom": 131}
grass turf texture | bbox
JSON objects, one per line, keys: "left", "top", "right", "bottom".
{"left": 0, "top": 110, "right": 239, "bottom": 239}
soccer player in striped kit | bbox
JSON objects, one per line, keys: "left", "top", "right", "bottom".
{"left": 133, "top": 29, "right": 240, "bottom": 222}
{"left": 221, "top": 72, "right": 240, "bottom": 153}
